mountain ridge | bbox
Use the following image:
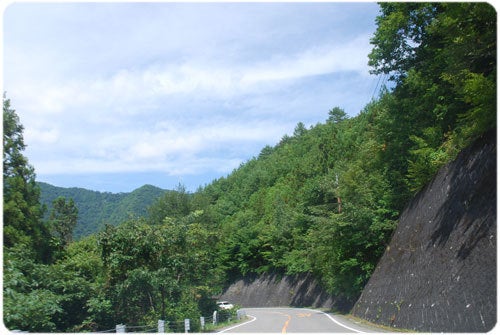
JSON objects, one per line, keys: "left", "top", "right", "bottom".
{"left": 38, "top": 181, "right": 168, "bottom": 239}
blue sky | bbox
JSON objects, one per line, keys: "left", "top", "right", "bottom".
{"left": 3, "top": 1, "right": 382, "bottom": 193}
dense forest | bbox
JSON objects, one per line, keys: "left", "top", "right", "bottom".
{"left": 38, "top": 182, "right": 168, "bottom": 238}
{"left": 3, "top": 3, "right": 496, "bottom": 332}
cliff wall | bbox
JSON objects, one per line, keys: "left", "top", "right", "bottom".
{"left": 218, "top": 272, "right": 351, "bottom": 312}
{"left": 351, "top": 129, "right": 496, "bottom": 332}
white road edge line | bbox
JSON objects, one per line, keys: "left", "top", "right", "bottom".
{"left": 302, "top": 308, "right": 366, "bottom": 333}
{"left": 217, "top": 314, "right": 257, "bottom": 333}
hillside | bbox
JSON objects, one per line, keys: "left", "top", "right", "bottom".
{"left": 351, "top": 129, "right": 496, "bottom": 332}
{"left": 38, "top": 182, "right": 167, "bottom": 238}
{"left": 219, "top": 128, "right": 496, "bottom": 332}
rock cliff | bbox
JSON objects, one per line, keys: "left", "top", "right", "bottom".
{"left": 218, "top": 272, "right": 351, "bottom": 312}
{"left": 351, "top": 129, "right": 496, "bottom": 332}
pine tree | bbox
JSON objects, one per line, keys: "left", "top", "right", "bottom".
{"left": 3, "top": 94, "right": 50, "bottom": 261}
{"left": 49, "top": 197, "right": 78, "bottom": 248}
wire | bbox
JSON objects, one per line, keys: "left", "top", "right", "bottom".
{"left": 371, "top": 74, "right": 383, "bottom": 100}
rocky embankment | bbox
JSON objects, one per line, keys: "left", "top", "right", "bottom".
{"left": 218, "top": 272, "right": 351, "bottom": 312}
{"left": 351, "top": 129, "right": 496, "bottom": 332}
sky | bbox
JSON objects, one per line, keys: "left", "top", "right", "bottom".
{"left": 3, "top": 1, "right": 383, "bottom": 193}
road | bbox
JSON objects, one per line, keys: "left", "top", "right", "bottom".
{"left": 217, "top": 307, "right": 384, "bottom": 333}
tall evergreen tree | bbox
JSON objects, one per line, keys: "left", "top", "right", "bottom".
{"left": 49, "top": 197, "right": 78, "bottom": 247}
{"left": 3, "top": 94, "right": 50, "bottom": 261}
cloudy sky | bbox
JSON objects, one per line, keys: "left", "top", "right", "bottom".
{"left": 3, "top": 1, "right": 382, "bottom": 193}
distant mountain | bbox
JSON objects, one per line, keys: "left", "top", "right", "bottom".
{"left": 38, "top": 182, "right": 167, "bottom": 239}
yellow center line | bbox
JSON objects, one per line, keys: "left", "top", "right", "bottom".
{"left": 281, "top": 313, "right": 292, "bottom": 334}
{"left": 267, "top": 311, "right": 292, "bottom": 334}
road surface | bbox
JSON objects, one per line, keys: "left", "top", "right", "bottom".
{"left": 218, "top": 307, "right": 385, "bottom": 333}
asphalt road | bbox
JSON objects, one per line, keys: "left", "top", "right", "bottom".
{"left": 217, "top": 307, "right": 384, "bottom": 333}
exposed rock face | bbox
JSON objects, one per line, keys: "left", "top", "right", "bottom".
{"left": 218, "top": 272, "right": 351, "bottom": 312}
{"left": 351, "top": 129, "right": 496, "bottom": 332}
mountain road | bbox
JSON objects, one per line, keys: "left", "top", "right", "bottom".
{"left": 217, "top": 307, "right": 387, "bottom": 333}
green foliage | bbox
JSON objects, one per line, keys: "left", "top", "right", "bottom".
{"left": 49, "top": 196, "right": 78, "bottom": 248}
{"left": 368, "top": 2, "right": 438, "bottom": 81}
{"left": 198, "top": 106, "right": 401, "bottom": 302}
{"left": 327, "top": 107, "right": 348, "bottom": 124}
{"left": 3, "top": 236, "right": 104, "bottom": 332}
{"left": 3, "top": 246, "right": 60, "bottom": 332}
{"left": 369, "top": 2, "right": 496, "bottom": 191}
{"left": 407, "top": 127, "right": 448, "bottom": 192}
{"left": 3, "top": 95, "right": 50, "bottom": 260}
{"left": 147, "top": 183, "right": 192, "bottom": 224}
{"left": 38, "top": 182, "right": 168, "bottom": 238}
{"left": 4, "top": 2, "right": 495, "bottom": 330}
{"left": 191, "top": 3, "right": 496, "bottom": 300}
{"left": 96, "top": 210, "right": 222, "bottom": 327}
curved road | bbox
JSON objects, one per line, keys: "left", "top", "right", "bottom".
{"left": 218, "top": 308, "right": 383, "bottom": 333}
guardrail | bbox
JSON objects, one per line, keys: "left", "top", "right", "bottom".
{"left": 97, "top": 309, "right": 246, "bottom": 333}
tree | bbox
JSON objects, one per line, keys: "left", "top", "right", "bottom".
{"left": 3, "top": 94, "right": 50, "bottom": 261}
{"left": 3, "top": 235, "right": 105, "bottom": 332}
{"left": 327, "top": 107, "right": 347, "bottom": 124}
{"left": 368, "top": 2, "right": 440, "bottom": 82}
{"left": 97, "top": 211, "right": 222, "bottom": 327}
{"left": 368, "top": 2, "right": 496, "bottom": 191}
{"left": 50, "top": 197, "right": 78, "bottom": 247}
{"left": 293, "top": 122, "right": 307, "bottom": 137}
{"left": 147, "top": 183, "right": 191, "bottom": 225}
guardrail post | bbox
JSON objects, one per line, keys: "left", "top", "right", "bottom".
{"left": 158, "top": 320, "right": 165, "bottom": 333}
{"left": 116, "top": 324, "right": 126, "bottom": 333}
{"left": 184, "top": 318, "right": 190, "bottom": 333}
{"left": 237, "top": 309, "right": 246, "bottom": 320}
{"left": 213, "top": 311, "right": 217, "bottom": 325}
{"left": 200, "top": 316, "right": 205, "bottom": 330}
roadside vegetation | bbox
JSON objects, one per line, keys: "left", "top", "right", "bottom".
{"left": 3, "top": 3, "right": 495, "bottom": 331}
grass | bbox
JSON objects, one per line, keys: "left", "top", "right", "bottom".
{"left": 203, "top": 316, "right": 249, "bottom": 332}
{"left": 341, "top": 313, "right": 416, "bottom": 332}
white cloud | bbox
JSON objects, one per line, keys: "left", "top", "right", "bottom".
{"left": 33, "top": 150, "right": 244, "bottom": 177}
{"left": 15, "top": 35, "right": 371, "bottom": 120}
{"left": 242, "top": 36, "right": 371, "bottom": 85}
{"left": 28, "top": 117, "right": 291, "bottom": 177}
{"left": 3, "top": 2, "right": 381, "bottom": 191}
{"left": 24, "top": 127, "right": 60, "bottom": 145}
{"left": 15, "top": 39, "right": 371, "bottom": 176}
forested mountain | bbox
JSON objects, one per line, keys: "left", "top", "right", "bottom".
{"left": 3, "top": 3, "right": 496, "bottom": 332}
{"left": 38, "top": 182, "right": 168, "bottom": 239}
